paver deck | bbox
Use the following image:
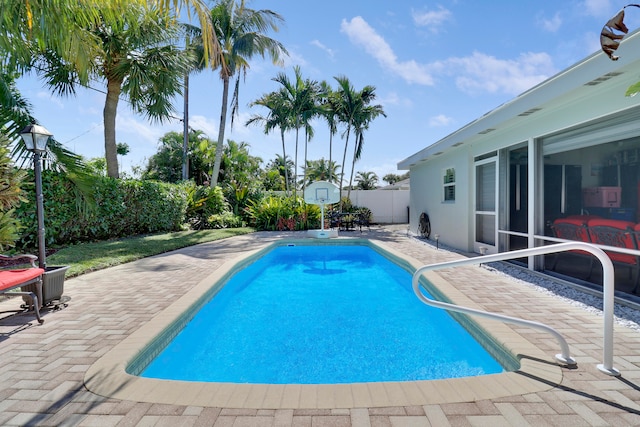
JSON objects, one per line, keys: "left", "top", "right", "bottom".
{"left": 1, "top": 227, "right": 639, "bottom": 426}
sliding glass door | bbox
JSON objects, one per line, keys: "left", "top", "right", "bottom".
{"left": 474, "top": 155, "right": 497, "bottom": 253}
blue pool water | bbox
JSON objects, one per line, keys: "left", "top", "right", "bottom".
{"left": 141, "top": 244, "right": 505, "bottom": 384}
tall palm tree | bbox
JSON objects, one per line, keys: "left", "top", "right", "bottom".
{"left": 1, "top": 0, "right": 218, "bottom": 84}
{"left": 36, "top": 5, "right": 194, "bottom": 178}
{"left": 272, "top": 66, "right": 318, "bottom": 196}
{"left": 180, "top": 24, "right": 205, "bottom": 180}
{"left": 300, "top": 78, "right": 322, "bottom": 192}
{"left": 334, "top": 76, "right": 386, "bottom": 202}
{"left": 246, "top": 91, "right": 292, "bottom": 194}
{"left": 1, "top": 0, "right": 219, "bottom": 173}
{"left": 318, "top": 81, "right": 339, "bottom": 183}
{"left": 347, "top": 102, "right": 386, "bottom": 200}
{"left": 207, "top": 0, "right": 286, "bottom": 188}
{"left": 334, "top": 76, "right": 358, "bottom": 199}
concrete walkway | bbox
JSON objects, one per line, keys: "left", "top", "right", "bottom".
{"left": 1, "top": 227, "right": 639, "bottom": 426}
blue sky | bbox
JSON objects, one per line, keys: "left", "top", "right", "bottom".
{"left": 15, "top": 0, "right": 638, "bottom": 183}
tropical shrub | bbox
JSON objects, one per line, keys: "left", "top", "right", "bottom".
{"left": 0, "top": 135, "right": 25, "bottom": 250}
{"left": 245, "top": 195, "right": 320, "bottom": 231}
{"left": 183, "top": 182, "right": 228, "bottom": 229}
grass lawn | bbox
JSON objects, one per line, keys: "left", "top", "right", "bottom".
{"left": 46, "top": 227, "right": 255, "bottom": 278}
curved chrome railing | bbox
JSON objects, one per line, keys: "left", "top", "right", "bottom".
{"left": 411, "top": 242, "right": 620, "bottom": 376}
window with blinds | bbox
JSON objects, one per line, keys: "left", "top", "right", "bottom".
{"left": 443, "top": 167, "right": 455, "bottom": 201}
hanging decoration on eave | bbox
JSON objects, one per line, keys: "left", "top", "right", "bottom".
{"left": 601, "top": 4, "right": 640, "bottom": 60}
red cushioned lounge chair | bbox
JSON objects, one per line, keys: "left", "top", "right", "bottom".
{"left": 549, "top": 216, "right": 595, "bottom": 277}
{"left": 587, "top": 219, "right": 639, "bottom": 293}
{"left": 0, "top": 254, "right": 45, "bottom": 324}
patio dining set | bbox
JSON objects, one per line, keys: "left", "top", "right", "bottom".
{"left": 328, "top": 211, "right": 371, "bottom": 232}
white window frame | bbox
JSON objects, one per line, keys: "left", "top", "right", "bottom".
{"left": 443, "top": 167, "right": 456, "bottom": 202}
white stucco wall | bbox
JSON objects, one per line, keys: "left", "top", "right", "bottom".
{"left": 409, "top": 150, "right": 472, "bottom": 250}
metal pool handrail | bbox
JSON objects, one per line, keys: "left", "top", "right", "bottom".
{"left": 411, "top": 242, "right": 620, "bottom": 376}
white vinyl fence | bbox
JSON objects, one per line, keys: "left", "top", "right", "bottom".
{"left": 347, "top": 190, "right": 409, "bottom": 224}
{"left": 271, "top": 189, "right": 410, "bottom": 224}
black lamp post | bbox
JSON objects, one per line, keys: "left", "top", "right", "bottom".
{"left": 19, "top": 124, "right": 52, "bottom": 269}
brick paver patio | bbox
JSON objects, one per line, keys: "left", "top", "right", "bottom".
{"left": 1, "top": 227, "right": 639, "bottom": 426}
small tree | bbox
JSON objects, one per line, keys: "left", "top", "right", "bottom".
{"left": 355, "top": 171, "right": 379, "bottom": 190}
{"left": 382, "top": 172, "right": 409, "bottom": 185}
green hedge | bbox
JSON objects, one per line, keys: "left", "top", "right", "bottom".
{"left": 15, "top": 172, "right": 188, "bottom": 249}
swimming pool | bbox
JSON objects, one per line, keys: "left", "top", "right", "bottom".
{"left": 85, "top": 236, "right": 561, "bottom": 409}
{"left": 140, "top": 242, "right": 509, "bottom": 384}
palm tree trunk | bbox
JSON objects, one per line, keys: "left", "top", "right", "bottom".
{"left": 339, "top": 124, "right": 351, "bottom": 209}
{"left": 347, "top": 132, "right": 360, "bottom": 203}
{"left": 211, "top": 75, "right": 230, "bottom": 187}
{"left": 280, "top": 129, "right": 289, "bottom": 195}
{"left": 104, "top": 77, "right": 122, "bottom": 179}
{"left": 329, "top": 132, "right": 333, "bottom": 183}
{"left": 293, "top": 120, "right": 299, "bottom": 198}
{"left": 182, "top": 72, "right": 189, "bottom": 181}
{"left": 303, "top": 127, "right": 308, "bottom": 193}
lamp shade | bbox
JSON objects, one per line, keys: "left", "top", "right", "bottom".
{"left": 20, "top": 124, "right": 52, "bottom": 152}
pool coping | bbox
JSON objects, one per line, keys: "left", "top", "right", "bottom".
{"left": 84, "top": 237, "right": 564, "bottom": 409}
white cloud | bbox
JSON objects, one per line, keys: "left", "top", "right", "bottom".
{"left": 379, "top": 91, "right": 413, "bottom": 108}
{"left": 310, "top": 39, "right": 335, "bottom": 59}
{"left": 282, "top": 50, "right": 308, "bottom": 68}
{"left": 538, "top": 12, "right": 562, "bottom": 32}
{"left": 428, "top": 114, "right": 454, "bottom": 127}
{"left": 341, "top": 16, "right": 434, "bottom": 85}
{"left": 412, "top": 6, "right": 452, "bottom": 32}
{"left": 189, "top": 115, "right": 217, "bottom": 138}
{"left": 439, "top": 51, "right": 555, "bottom": 96}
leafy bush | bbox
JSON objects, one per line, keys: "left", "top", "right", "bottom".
{"left": 15, "top": 172, "right": 188, "bottom": 248}
{"left": 183, "top": 182, "right": 228, "bottom": 229}
{"left": 245, "top": 195, "right": 320, "bottom": 231}
{"left": 207, "top": 212, "right": 244, "bottom": 229}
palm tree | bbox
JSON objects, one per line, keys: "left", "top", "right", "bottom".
{"left": 268, "top": 154, "right": 295, "bottom": 189}
{"left": 1, "top": 0, "right": 219, "bottom": 174}
{"left": 334, "top": 76, "right": 385, "bottom": 201}
{"left": 355, "top": 171, "right": 379, "bottom": 190}
{"left": 207, "top": 0, "right": 287, "bottom": 188}
{"left": 347, "top": 101, "right": 386, "bottom": 200}
{"left": 180, "top": 23, "right": 206, "bottom": 180}
{"left": 318, "top": 81, "right": 339, "bottom": 182}
{"left": 246, "top": 91, "right": 293, "bottom": 194}
{"left": 334, "top": 76, "right": 359, "bottom": 200}
{"left": 1, "top": 0, "right": 218, "bottom": 83}
{"left": 302, "top": 158, "right": 340, "bottom": 187}
{"left": 34, "top": 4, "right": 194, "bottom": 178}
{"left": 1, "top": 73, "right": 90, "bottom": 176}
{"left": 300, "top": 78, "right": 322, "bottom": 192}
{"left": 272, "top": 66, "right": 318, "bottom": 196}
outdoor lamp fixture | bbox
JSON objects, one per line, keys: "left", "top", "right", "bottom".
{"left": 20, "top": 124, "right": 52, "bottom": 269}
{"left": 434, "top": 233, "right": 440, "bottom": 250}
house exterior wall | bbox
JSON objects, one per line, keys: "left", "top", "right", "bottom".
{"left": 401, "top": 29, "right": 640, "bottom": 255}
{"left": 409, "top": 150, "right": 471, "bottom": 250}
